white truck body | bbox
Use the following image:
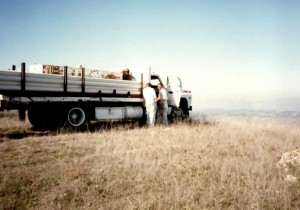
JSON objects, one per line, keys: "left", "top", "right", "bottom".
{"left": 0, "top": 63, "right": 192, "bottom": 129}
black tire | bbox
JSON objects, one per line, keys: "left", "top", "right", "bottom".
{"left": 18, "top": 107, "right": 26, "bottom": 121}
{"left": 28, "top": 108, "right": 47, "bottom": 129}
{"left": 179, "top": 99, "right": 189, "bottom": 119}
{"left": 28, "top": 106, "right": 64, "bottom": 130}
{"left": 169, "top": 107, "right": 184, "bottom": 123}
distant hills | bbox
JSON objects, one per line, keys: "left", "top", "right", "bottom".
{"left": 191, "top": 97, "right": 300, "bottom": 120}
{"left": 191, "top": 109, "right": 300, "bottom": 120}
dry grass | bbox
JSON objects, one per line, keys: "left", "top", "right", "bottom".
{"left": 0, "top": 111, "right": 30, "bottom": 131}
{"left": 0, "top": 111, "right": 300, "bottom": 209}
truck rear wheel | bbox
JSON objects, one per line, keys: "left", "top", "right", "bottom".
{"left": 28, "top": 106, "right": 63, "bottom": 130}
{"left": 28, "top": 108, "right": 47, "bottom": 129}
{"left": 67, "top": 107, "right": 87, "bottom": 128}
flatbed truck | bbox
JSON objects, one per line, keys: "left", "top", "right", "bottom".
{"left": 0, "top": 63, "right": 192, "bottom": 129}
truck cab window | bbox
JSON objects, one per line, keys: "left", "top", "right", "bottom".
{"left": 150, "top": 78, "right": 160, "bottom": 94}
{"left": 150, "top": 76, "right": 162, "bottom": 94}
{"left": 150, "top": 78, "right": 160, "bottom": 87}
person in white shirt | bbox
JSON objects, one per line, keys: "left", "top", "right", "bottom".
{"left": 157, "top": 83, "right": 168, "bottom": 125}
{"left": 143, "top": 83, "right": 157, "bottom": 127}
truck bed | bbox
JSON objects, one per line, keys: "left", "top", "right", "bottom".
{"left": 0, "top": 66, "right": 144, "bottom": 102}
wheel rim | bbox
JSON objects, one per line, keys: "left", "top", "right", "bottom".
{"left": 68, "top": 107, "right": 86, "bottom": 127}
{"left": 171, "top": 108, "right": 183, "bottom": 121}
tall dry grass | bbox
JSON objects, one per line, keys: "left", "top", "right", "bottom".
{"left": 0, "top": 111, "right": 30, "bottom": 130}
{"left": 0, "top": 112, "right": 300, "bottom": 209}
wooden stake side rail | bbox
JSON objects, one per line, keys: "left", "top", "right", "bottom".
{"left": 0, "top": 63, "right": 144, "bottom": 101}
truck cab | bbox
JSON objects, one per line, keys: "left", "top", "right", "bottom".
{"left": 150, "top": 74, "right": 192, "bottom": 120}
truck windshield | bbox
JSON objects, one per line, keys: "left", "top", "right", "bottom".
{"left": 150, "top": 78, "right": 160, "bottom": 86}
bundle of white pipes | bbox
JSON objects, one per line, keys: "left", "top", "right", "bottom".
{"left": 0, "top": 68, "right": 142, "bottom": 95}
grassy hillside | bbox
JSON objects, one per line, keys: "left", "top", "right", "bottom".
{"left": 0, "top": 111, "right": 300, "bottom": 209}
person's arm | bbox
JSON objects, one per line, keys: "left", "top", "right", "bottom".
{"left": 157, "top": 90, "right": 162, "bottom": 101}
{"left": 152, "top": 89, "right": 158, "bottom": 101}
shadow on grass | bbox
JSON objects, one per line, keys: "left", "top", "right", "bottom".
{"left": 0, "top": 127, "right": 54, "bottom": 140}
{"left": 0, "top": 117, "right": 215, "bottom": 140}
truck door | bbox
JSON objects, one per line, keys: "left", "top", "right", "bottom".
{"left": 167, "top": 76, "right": 182, "bottom": 107}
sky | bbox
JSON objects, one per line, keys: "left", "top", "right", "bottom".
{"left": 0, "top": 0, "right": 299, "bottom": 110}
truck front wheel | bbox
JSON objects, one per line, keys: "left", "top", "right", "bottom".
{"left": 169, "top": 107, "right": 184, "bottom": 123}
{"left": 67, "top": 107, "right": 87, "bottom": 128}
{"left": 179, "top": 98, "right": 189, "bottom": 118}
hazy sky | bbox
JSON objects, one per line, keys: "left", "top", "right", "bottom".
{"left": 0, "top": 0, "right": 299, "bottom": 107}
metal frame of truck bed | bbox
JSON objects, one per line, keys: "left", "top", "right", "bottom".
{"left": 0, "top": 63, "right": 144, "bottom": 110}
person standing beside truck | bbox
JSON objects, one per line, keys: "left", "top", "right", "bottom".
{"left": 157, "top": 83, "right": 168, "bottom": 125}
{"left": 143, "top": 83, "right": 157, "bottom": 127}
